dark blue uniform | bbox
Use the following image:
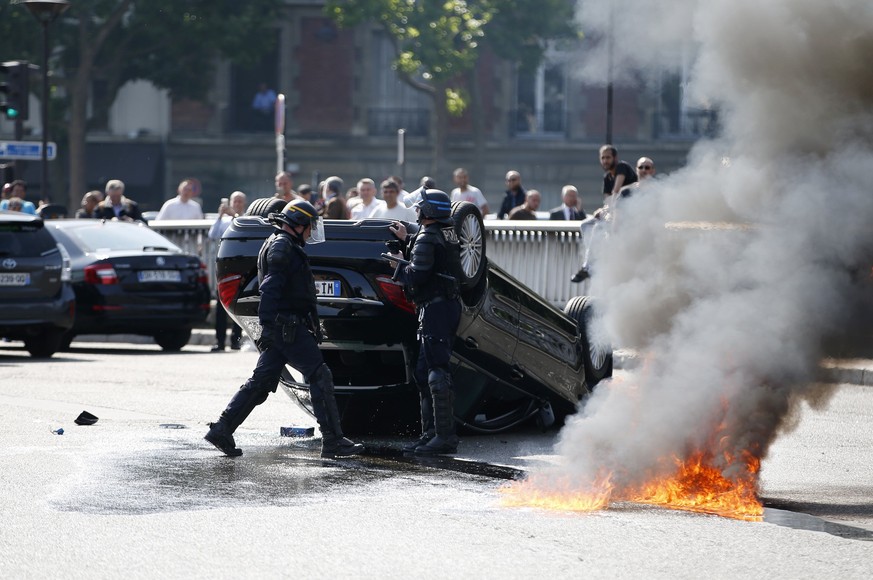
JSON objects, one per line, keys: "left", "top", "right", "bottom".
{"left": 397, "top": 221, "right": 463, "bottom": 454}
{"left": 206, "top": 222, "right": 361, "bottom": 458}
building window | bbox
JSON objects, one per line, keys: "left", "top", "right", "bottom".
{"left": 512, "top": 59, "right": 566, "bottom": 137}
{"left": 227, "top": 29, "right": 280, "bottom": 133}
{"left": 368, "top": 31, "right": 431, "bottom": 136}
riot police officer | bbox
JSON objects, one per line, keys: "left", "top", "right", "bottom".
{"left": 388, "top": 189, "right": 463, "bottom": 455}
{"left": 205, "top": 199, "right": 364, "bottom": 459}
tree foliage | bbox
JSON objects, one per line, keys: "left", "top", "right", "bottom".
{"left": 0, "top": 0, "right": 281, "bottom": 207}
{"left": 327, "top": 0, "right": 578, "bottom": 101}
{"left": 326, "top": 0, "right": 579, "bottom": 175}
{"left": 327, "top": 0, "right": 491, "bottom": 99}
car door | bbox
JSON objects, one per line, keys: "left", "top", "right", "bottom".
{"left": 453, "top": 266, "right": 520, "bottom": 385}
{"left": 514, "top": 290, "right": 586, "bottom": 404}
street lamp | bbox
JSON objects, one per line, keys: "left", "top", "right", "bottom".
{"left": 24, "top": 0, "right": 70, "bottom": 204}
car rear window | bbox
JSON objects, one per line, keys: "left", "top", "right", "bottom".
{"left": 60, "top": 223, "right": 183, "bottom": 253}
{"left": 0, "top": 222, "right": 58, "bottom": 257}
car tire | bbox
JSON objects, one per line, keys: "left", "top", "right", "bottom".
{"left": 451, "top": 201, "right": 487, "bottom": 290}
{"left": 59, "top": 330, "right": 75, "bottom": 352}
{"left": 245, "top": 197, "right": 287, "bottom": 218}
{"left": 24, "top": 327, "right": 66, "bottom": 358}
{"left": 153, "top": 328, "right": 192, "bottom": 351}
{"left": 564, "top": 296, "right": 612, "bottom": 388}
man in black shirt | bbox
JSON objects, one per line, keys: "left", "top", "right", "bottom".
{"left": 600, "top": 144, "right": 638, "bottom": 206}
{"left": 497, "top": 170, "right": 526, "bottom": 219}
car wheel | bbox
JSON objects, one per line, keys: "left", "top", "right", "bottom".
{"left": 59, "top": 330, "right": 75, "bottom": 352}
{"left": 451, "top": 201, "right": 487, "bottom": 289}
{"left": 153, "top": 328, "right": 192, "bottom": 351}
{"left": 564, "top": 296, "right": 613, "bottom": 388}
{"left": 24, "top": 327, "right": 66, "bottom": 358}
{"left": 245, "top": 197, "right": 287, "bottom": 217}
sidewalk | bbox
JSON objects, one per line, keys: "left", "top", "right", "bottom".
{"left": 613, "top": 349, "right": 873, "bottom": 388}
{"left": 72, "top": 332, "right": 873, "bottom": 388}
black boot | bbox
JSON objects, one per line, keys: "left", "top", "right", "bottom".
{"left": 204, "top": 381, "right": 269, "bottom": 457}
{"left": 415, "top": 369, "right": 458, "bottom": 456}
{"left": 309, "top": 365, "right": 364, "bottom": 458}
{"left": 570, "top": 266, "right": 590, "bottom": 283}
{"left": 204, "top": 420, "right": 242, "bottom": 457}
{"left": 403, "top": 388, "right": 435, "bottom": 452}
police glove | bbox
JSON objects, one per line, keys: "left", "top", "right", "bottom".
{"left": 256, "top": 324, "right": 277, "bottom": 350}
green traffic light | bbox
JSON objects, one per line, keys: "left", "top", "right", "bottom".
{"left": 6, "top": 107, "right": 19, "bottom": 119}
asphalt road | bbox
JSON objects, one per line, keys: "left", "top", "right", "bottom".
{"left": 1, "top": 340, "right": 871, "bottom": 578}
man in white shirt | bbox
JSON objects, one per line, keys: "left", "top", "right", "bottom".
{"left": 372, "top": 178, "right": 416, "bottom": 221}
{"left": 402, "top": 175, "right": 436, "bottom": 207}
{"left": 349, "top": 178, "right": 385, "bottom": 219}
{"left": 450, "top": 167, "right": 489, "bottom": 216}
{"left": 156, "top": 179, "right": 204, "bottom": 220}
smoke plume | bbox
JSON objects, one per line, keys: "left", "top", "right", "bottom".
{"left": 536, "top": 1, "right": 873, "bottom": 498}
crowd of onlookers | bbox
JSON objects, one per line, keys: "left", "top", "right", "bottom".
{"left": 2, "top": 142, "right": 659, "bottom": 229}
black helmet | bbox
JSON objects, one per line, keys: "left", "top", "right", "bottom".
{"left": 270, "top": 199, "right": 325, "bottom": 243}
{"left": 272, "top": 199, "right": 318, "bottom": 227}
{"left": 415, "top": 189, "right": 452, "bottom": 223}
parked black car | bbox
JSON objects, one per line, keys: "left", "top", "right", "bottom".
{"left": 46, "top": 220, "right": 211, "bottom": 351}
{"left": 216, "top": 198, "right": 612, "bottom": 434}
{"left": 0, "top": 211, "right": 75, "bottom": 357}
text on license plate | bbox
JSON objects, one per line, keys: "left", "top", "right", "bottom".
{"left": 315, "top": 280, "right": 340, "bottom": 296}
{"left": 138, "top": 270, "right": 182, "bottom": 283}
{"left": 0, "top": 272, "right": 30, "bottom": 286}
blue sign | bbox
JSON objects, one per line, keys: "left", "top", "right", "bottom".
{"left": 0, "top": 141, "right": 57, "bottom": 161}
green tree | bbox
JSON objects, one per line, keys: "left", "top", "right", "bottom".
{"left": 326, "top": 0, "right": 577, "bottom": 178}
{"left": 0, "top": 0, "right": 280, "bottom": 212}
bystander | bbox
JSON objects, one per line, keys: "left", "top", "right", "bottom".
{"left": 498, "top": 171, "right": 526, "bottom": 219}
{"left": 450, "top": 168, "right": 490, "bottom": 216}
{"left": 156, "top": 180, "right": 205, "bottom": 220}
{"left": 208, "top": 191, "right": 248, "bottom": 351}
{"left": 508, "top": 190, "right": 542, "bottom": 220}
{"left": 372, "top": 179, "right": 416, "bottom": 221}
{"left": 94, "top": 180, "right": 146, "bottom": 223}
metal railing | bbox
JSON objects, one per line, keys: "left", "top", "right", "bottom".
{"left": 149, "top": 218, "right": 592, "bottom": 307}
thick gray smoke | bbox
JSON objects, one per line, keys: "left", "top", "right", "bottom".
{"left": 548, "top": 1, "right": 873, "bottom": 493}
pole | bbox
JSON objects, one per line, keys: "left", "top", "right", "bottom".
{"left": 397, "top": 128, "right": 405, "bottom": 178}
{"left": 40, "top": 20, "right": 49, "bottom": 201}
{"left": 605, "top": 0, "right": 614, "bottom": 144}
{"left": 275, "top": 93, "right": 285, "bottom": 176}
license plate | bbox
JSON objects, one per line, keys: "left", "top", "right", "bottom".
{"left": 315, "top": 280, "right": 340, "bottom": 296}
{"left": 0, "top": 272, "right": 30, "bottom": 286}
{"left": 138, "top": 270, "right": 182, "bottom": 283}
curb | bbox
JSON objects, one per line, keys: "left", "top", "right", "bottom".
{"left": 613, "top": 349, "right": 873, "bottom": 388}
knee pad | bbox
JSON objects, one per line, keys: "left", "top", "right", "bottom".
{"left": 427, "top": 367, "right": 452, "bottom": 392}
{"left": 241, "top": 378, "right": 276, "bottom": 396}
{"left": 308, "top": 363, "right": 334, "bottom": 396}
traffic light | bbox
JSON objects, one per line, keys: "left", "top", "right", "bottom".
{"left": 0, "top": 61, "right": 30, "bottom": 121}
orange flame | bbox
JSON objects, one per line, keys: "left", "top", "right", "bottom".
{"left": 501, "top": 450, "right": 762, "bottom": 521}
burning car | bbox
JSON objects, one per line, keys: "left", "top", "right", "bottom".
{"left": 215, "top": 198, "right": 612, "bottom": 434}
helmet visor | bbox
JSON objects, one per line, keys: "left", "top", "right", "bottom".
{"left": 308, "top": 216, "right": 326, "bottom": 244}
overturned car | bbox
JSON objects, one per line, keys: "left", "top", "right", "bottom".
{"left": 216, "top": 198, "right": 611, "bottom": 434}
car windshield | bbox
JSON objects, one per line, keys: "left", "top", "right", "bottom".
{"left": 62, "top": 223, "right": 182, "bottom": 253}
{"left": 0, "top": 222, "right": 57, "bottom": 257}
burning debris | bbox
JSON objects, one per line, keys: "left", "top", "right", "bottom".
{"left": 504, "top": 0, "right": 873, "bottom": 519}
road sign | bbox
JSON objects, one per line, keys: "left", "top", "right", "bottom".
{"left": 0, "top": 140, "right": 56, "bottom": 161}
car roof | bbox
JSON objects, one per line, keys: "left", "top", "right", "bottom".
{"left": 0, "top": 210, "right": 44, "bottom": 225}
{"left": 48, "top": 219, "right": 141, "bottom": 230}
